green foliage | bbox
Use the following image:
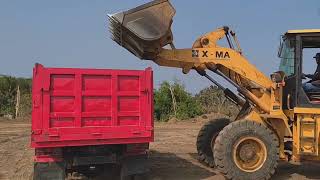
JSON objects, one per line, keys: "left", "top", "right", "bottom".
{"left": 154, "top": 81, "right": 203, "bottom": 121}
{"left": 154, "top": 80, "right": 240, "bottom": 121}
{"left": 20, "top": 93, "right": 32, "bottom": 117}
{"left": 0, "top": 76, "right": 32, "bottom": 117}
{"left": 195, "top": 85, "right": 239, "bottom": 117}
{"left": 0, "top": 76, "right": 17, "bottom": 116}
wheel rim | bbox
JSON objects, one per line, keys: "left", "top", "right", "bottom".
{"left": 233, "top": 136, "right": 267, "bottom": 172}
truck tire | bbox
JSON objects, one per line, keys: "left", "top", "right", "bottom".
{"left": 196, "top": 118, "right": 230, "bottom": 167}
{"left": 213, "top": 120, "right": 279, "bottom": 180}
{"left": 121, "top": 173, "right": 148, "bottom": 180}
{"left": 33, "top": 162, "right": 66, "bottom": 180}
{"left": 120, "top": 154, "right": 149, "bottom": 180}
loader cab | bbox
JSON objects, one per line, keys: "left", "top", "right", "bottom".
{"left": 279, "top": 29, "right": 320, "bottom": 109}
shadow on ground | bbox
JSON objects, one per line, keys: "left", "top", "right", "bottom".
{"left": 74, "top": 152, "right": 320, "bottom": 180}
{"left": 149, "top": 151, "right": 217, "bottom": 180}
{"left": 273, "top": 161, "right": 320, "bottom": 180}
{"left": 87, "top": 151, "right": 217, "bottom": 180}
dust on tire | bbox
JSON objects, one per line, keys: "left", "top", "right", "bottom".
{"left": 213, "top": 120, "right": 279, "bottom": 180}
{"left": 196, "top": 118, "right": 230, "bottom": 167}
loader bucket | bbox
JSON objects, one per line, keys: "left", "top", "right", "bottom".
{"left": 108, "top": 0, "right": 176, "bottom": 60}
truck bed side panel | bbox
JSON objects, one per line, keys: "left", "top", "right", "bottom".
{"left": 31, "top": 64, "right": 153, "bottom": 148}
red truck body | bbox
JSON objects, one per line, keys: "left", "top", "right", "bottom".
{"left": 31, "top": 64, "right": 153, "bottom": 179}
{"left": 31, "top": 64, "right": 153, "bottom": 148}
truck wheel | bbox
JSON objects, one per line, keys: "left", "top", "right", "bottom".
{"left": 196, "top": 118, "right": 230, "bottom": 167}
{"left": 213, "top": 120, "right": 279, "bottom": 180}
{"left": 121, "top": 173, "right": 148, "bottom": 180}
{"left": 33, "top": 162, "right": 66, "bottom": 180}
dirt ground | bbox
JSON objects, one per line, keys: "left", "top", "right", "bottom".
{"left": 0, "top": 117, "right": 320, "bottom": 180}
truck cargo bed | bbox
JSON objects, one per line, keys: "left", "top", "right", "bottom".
{"left": 31, "top": 64, "right": 153, "bottom": 148}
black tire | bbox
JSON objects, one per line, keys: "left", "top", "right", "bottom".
{"left": 121, "top": 173, "right": 148, "bottom": 180}
{"left": 33, "top": 162, "right": 66, "bottom": 180}
{"left": 196, "top": 118, "right": 230, "bottom": 167}
{"left": 213, "top": 120, "right": 279, "bottom": 180}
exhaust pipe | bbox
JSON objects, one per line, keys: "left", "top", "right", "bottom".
{"left": 108, "top": 0, "right": 176, "bottom": 60}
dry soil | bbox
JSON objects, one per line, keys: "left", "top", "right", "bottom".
{"left": 0, "top": 118, "right": 319, "bottom": 180}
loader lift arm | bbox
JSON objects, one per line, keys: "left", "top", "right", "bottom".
{"left": 108, "top": 0, "right": 273, "bottom": 113}
{"left": 154, "top": 27, "right": 273, "bottom": 112}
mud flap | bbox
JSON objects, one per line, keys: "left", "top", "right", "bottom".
{"left": 120, "top": 154, "right": 149, "bottom": 179}
{"left": 33, "top": 162, "right": 66, "bottom": 180}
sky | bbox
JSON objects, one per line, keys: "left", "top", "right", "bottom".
{"left": 0, "top": 0, "right": 319, "bottom": 93}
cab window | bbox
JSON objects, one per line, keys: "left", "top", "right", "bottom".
{"left": 279, "top": 39, "right": 295, "bottom": 76}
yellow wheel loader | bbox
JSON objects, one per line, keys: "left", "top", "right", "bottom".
{"left": 108, "top": 0, "right": 320, "bottom": 179}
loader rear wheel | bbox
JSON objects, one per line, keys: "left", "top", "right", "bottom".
{"left": 213, "top": 120, "right": 279, "bottom": 180}
{"left": 196, "top": 118, "right": 230, "bottom": 167}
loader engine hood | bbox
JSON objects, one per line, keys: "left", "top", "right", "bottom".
{"left": 108, "top": 0, "right": 175, "bottom": 60}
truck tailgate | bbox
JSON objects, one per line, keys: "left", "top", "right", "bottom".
{"left": 31, "top": 64, "right": 153, "bottom": 148}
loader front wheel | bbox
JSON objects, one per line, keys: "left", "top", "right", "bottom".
{"left": 213, "top": 120, "right": 279, "bottom": 180}
{"left": 196, "top": 118, "right": 230, "bottom": 167}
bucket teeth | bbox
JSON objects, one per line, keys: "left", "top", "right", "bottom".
{"left": 108, "top": 14, "right": 145, "bottom": 58}
{"left": 108, "top": 15, "right": 122, "bottom": 45}
{"left": 108, "top": 0, "right": 176, "bottom": 60}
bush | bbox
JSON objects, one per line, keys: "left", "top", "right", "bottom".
{"left": 20, "top": 93, "right": 32, "bottom": 117}
{"left": 0, "top": 76, "right": 17, "bottom": 116}
{"left": 195, "top": 85, "right": 239, "bottom": 117}
{"left": 0, "top": 76, "right": 32, "bottom": 118}
{"left": 154, "top": 81, "right": 203, "bottom": 121}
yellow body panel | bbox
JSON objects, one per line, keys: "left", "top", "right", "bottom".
{"left": 294, "top": 107, "right": 320, "bottom": 114}
{"left": 287, "top": 29, "right": 320, "bottom": 34}
{"left": 292, "top": 113, "right": 320, "bottom": 161}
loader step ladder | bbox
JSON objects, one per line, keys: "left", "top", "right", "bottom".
{"left": 299, "top": 117, "right": 318, "bottom": 156}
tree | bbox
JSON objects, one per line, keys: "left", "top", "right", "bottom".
{"left": 154, "top": 81, "right": 203, "bottom": 121}
{"left": 0, "top": 76, "right": 32, "bottom": 118}
{"left": 195, "top": 85, "right": 239, "bottom": 117}
{"left": 0, "top": 76, "right": 18, "bottom": 116}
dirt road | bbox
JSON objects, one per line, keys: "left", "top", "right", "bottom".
{"left": 0, "top": 120, "right": 33, "bottom": 180}
{"left": 0, "top": 119, "right": 319, "bottom": 180}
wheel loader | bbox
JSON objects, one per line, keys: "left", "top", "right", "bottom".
{"left": 108, "top": 0, "right": 320, "bottom": 179}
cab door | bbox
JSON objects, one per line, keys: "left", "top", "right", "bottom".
{"left": 279, "top": 35, "right": 298, "bottom": 110}
{"left": 292, "top": 33, "right": 320, "bottom": 159}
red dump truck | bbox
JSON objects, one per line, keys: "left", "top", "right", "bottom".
{"left": 31, "top": 64, "right": 153, "bottom": 179}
